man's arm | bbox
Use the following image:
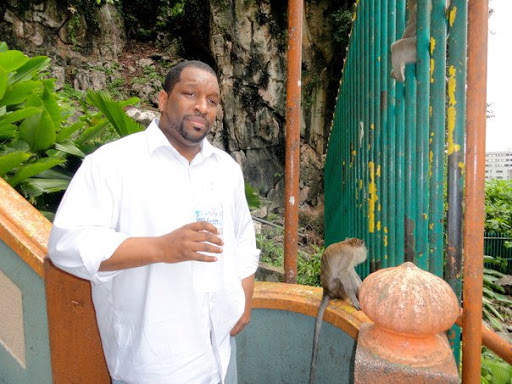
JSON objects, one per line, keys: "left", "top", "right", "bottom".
{"left": 99, "top": 221, "right": 223, "bottom": 271}
{"left": 230, "top": 274, "right": 255, "bottom": 336}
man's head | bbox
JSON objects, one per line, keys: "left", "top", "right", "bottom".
{"left": 163, "top": 61, "right": 217, "bottom": 94}
{"left": 158, "top": 60, "right": 220, "bottom": 161}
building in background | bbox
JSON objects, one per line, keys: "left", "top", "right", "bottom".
{"left": 485, "top": 150, "right": 512, "bottom": 180}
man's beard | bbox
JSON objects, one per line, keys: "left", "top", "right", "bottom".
{"left": 177, "top": 115, "right": 210, "bottom": 143}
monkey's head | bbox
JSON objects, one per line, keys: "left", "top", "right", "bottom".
{"left": 343, "top": 237, "right": 365, "bottom": 247}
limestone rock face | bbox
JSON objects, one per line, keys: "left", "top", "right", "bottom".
{"left": 0, "top": 0, "right": 347, "bottom": 212}
{"left": 1, "top": 0, "right": 125, "bottom": 61}
{"left": 209, "top": 0, "right": 338, "bottom": 209}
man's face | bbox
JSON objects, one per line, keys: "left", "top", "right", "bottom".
{"left": 158, "top": 67, "right": 220, "bottom": 157}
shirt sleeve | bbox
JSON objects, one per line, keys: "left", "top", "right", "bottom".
{"left": 48, "top": 154, "right": 129, "bottom": 284}
{"left": 233, "top": 165, "right": 261, "bottom": 279}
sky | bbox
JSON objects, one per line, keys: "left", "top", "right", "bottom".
{"left": 486, "top": 0, "right": 512, "bottom": 152}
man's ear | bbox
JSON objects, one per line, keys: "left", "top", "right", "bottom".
{"left": 157, "top": 90, "right": 168, "bottom": 112}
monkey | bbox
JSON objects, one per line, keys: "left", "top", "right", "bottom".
{"left": 390, "top": 0, "right": 417, "bottom": 82}
{"left": 309, "top": 238, "right": 368, "bottom": 384}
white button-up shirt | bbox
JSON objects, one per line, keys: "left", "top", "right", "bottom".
{"left": 48, "top": 120, "right": 260, "bottom": 384}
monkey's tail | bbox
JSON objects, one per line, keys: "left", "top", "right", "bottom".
{"left": 309, "top": 294, "right": 330, "bottom": 384}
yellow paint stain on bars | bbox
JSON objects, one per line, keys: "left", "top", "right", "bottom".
{"left": 359, "top": 179, "right": 363, "bottom": 190}
{"left": 377, "top": 221, "right": 381, "bottom": 231}
{"left": 447, "top": 66, "right": 461, "bottom": 155}
{"left": 459, "top": 162, "right": 465, "bottom": 175}
{"left": 368, "top": 162, "right": 378, "bottom": 233}
{"left": 384, "top": 235, "right": 388, "bottom": 247}
{"left": 429, "top": 150, "right": 433, "bottom": 178}
{"left": 376, "top": 165, "right": 381, "bottom": 177}
{"left": 384, "top": 227, "right": 388, "bottom": 234}
{"left": 371, "top": 123, "right": 375, "bottom": 130}
{"left": 430, "top": 59, "right": 435, "bottom": 83}
{"left": 449, "top": 6, "right": 457, "bottom": 27}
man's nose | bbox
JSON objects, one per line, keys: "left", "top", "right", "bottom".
{"left": 194, "top": 98, "right": 208, "bottom": 114}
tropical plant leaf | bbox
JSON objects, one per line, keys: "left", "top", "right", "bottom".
{"left": 21, "top": 178, "right": 70, "bottom": 197}
{"left": 8, "top": 157, "right": 65, "bottom": 187}
{"left": 0, "top": 50, "right": 29, "bottom": 73}
{"left": 118, "top": 97, "right": 140, "bottom": 107}
{"left": 0, "top": 42, "right": 8, "bottom": 53}
{"left": 10, "top": 56, "right": 50, "bottom": 84}
{"left": 56, "top": 121, "right": 84, "bottom": 142}
{"left": 75, "top": 119, "right": 108, "bottom": 146}
{"left": 0, "top": 106, "right": 41, "bottom": 128}
{"left": 481, "top": 357, "right": 512, "bottom": 384}
{"left": 41, "top": 86, "right": 61, "bottom": 129}
{"left": 1, "top": 80, "right": 41, "bottom": 105}
{"left": 86, "top": 90, "right": 144, "bottom": 137}
{"left": 0, "top": 67, "right": 8, "bottom": 100}
{"left": 20, "top": 108, "right": 56, "bottom": 152}
{"left": 55, "top": 141, "right": 86, "bottom": 159}
{"left": 36, "top": 168, "right": 72, "bottom": 181}
{"left": 0, "top": 123, "right": 18, "bottom": 139}
{"left": 0, "top": 151, "right": 32, "bottom": 177}
{"left": 245, "top": 182, "right": 261, "bottom": 209}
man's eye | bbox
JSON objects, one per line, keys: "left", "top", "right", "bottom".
{"left": 184, "top": 92, "right": 195, "bottom": 97}
{"left": 208, "top": 99, "right": 218, "bottom": 106}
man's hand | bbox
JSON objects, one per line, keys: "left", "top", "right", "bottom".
{"left": 158, "top": 221, "right": 223, "bottom": 263}
{"left": 99, "top": 221, "right": 222, "bottom": 271}
{"left": 230, "top": 274, "right": 255, "bottom": 336}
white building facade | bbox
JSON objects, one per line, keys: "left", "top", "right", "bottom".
{"left": 485, "top": 150, "right": 512, "bottom": 180}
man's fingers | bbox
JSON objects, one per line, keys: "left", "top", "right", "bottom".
{"left": 195, "top": 253, "right": 218, "bottom": 262}
{"left": 188, "top": 221, "right": 221, "bottom": 235}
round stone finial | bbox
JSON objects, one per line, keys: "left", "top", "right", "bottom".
{"left": 359, "top": 262, "right": 460, "bottom": 336}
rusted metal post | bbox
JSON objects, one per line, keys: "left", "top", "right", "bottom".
{"left": 284, "top": 0, "right": 303, "bottom": 283}
{"left": 462, "top": 0, "right": 488, "bottom": 382}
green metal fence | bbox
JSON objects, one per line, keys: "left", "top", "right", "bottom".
{"left": 484, "top": 233, "right": 512, "bottom": 274}
{"left": 324, "top": 0, "right": 467, "bottom": 285}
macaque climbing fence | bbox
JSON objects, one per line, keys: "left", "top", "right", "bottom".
{"left": 323, "top": 0, "right": 467, "bottom": 359}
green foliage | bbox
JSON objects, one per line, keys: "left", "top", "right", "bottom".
{"left": 245, "top": 183, "right": 261, "bottom": 210}
{"left": 0, "top": 44, "right": 143, "bottom": 215}
{"left": 482, "top": 255, "right": 512, "bottom": 331}
{"left": 481, "top": 347, "right": 512, "bottom": 384}
{"left": 485, "top": 179, "right": 512, "bottom": 246}
{"left": 257, "top": 226, "right": 323, "bottom": 287}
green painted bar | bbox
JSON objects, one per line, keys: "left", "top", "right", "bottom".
{"left": 362, "top": 0, "right": 370, "bottom": 277}
{"left": 415, "top": 0, "right": 431, "bottom": 270}
{"left": 380, "top": 0, "right": 389, "bottom": 269}
{"left": 428, "top": 0, "right": 448, "bottom": 277}
{"left": 386, "top": 0, "right": 396, "bottom": 268}
{"left": 368, "top": 0, "right": 377, "bottom": 273}
{"left": 404, "top": 62, "right": 417, "bottom": 263}
{"left": 445, "top": 0, "right": 467, "bottom": 365}
{"left": 374, "top": 0, "right": 383, "bottom": 271}
{"left": 394, "top": 0, "right": 406, "bottom": 265}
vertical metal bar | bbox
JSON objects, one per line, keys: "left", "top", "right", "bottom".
{"left": 369, "top": 0, "right": 379, "bottom": 273}
{"left": 404, "top": 59, "right": 417, "bottom": 263}
{"left": 446, "top": 0, "right": 467, "bottom": 365}
{"left": 374, "top": 0, "right": 383, "bottom": 271}
{"left": 363, "top": 0, "right": 370, "bottom": 277}
{"left": 415, "top": 0, "right": 430, "bottom": 270}
{"left": 284, "top": 0, "right": 303, "bottom": 283}
{"left": 395, "top": 0, "right": 406, "bottom": 265}
{"left": 462, "top": 0, "right": 488, "bottom": 380}
{"left": 428, "top": 0, "right": 448, "bottom": 278}
{"left": 380, "top": 0, "right": 389, "bottom": 269}
{"left": 387, "top": 0, "right": 396, "bottom": 268}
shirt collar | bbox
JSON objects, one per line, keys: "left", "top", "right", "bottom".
{"left": 146, "top": 118, "right": 218, "bottom": 161}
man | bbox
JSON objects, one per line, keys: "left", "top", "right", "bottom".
{"left": 48, "top": 60, "right": 260, "bottom": 384}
